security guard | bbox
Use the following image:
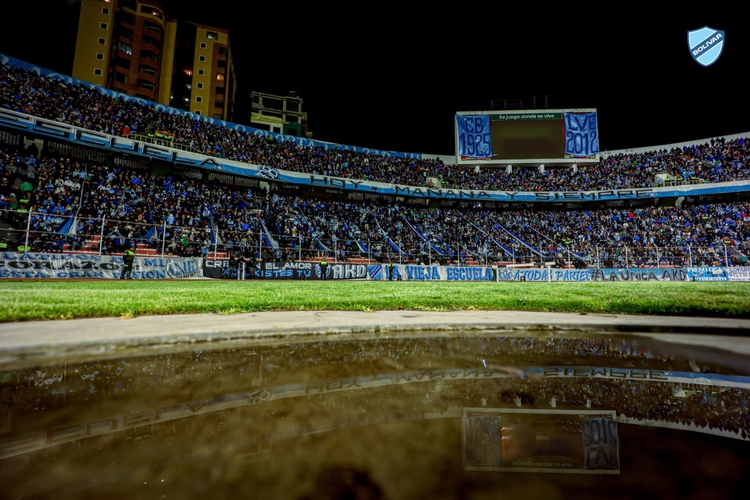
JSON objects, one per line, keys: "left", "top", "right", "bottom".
{"left": 387, "top": 261, "right": 394, "bottom": 280}
{"left": 319, "top": 257, "right": 328, "bottom": 280}
{"left": 121, "top": 244, "right": 136, "bottom": 280}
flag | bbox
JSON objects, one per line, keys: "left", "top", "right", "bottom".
{"left": 315, "top": 238, "right": 332, "bottom": 252}
{"left": 261, "top": 220, "right": 279, "bottom": 249}
{"left": 402, "top": 217, "right": 446, "bottom": 256}
{"left": 210, "top": 227, "right": 223, "bottom": 246}
{"left": 57, "top": 216, "right": 77, "bottom": 237}
{"left": 67, "top": 217, "right": 77, "bottom": 237}
{"left": 356, "top": 240, "right": 369, "bottom": 253}
{"left": 375, "top": 221, "right": 405, "bottom": 255}
{"left": 143, "top": 225, "right": 156, "bottom": 241}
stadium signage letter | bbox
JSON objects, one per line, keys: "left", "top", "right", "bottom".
{"left": 534, "top": 189, "right": 655, "bottom": 201}
{"left": 543, "top": 367, "right": 669, "bottom": 381}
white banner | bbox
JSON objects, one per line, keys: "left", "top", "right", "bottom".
{"left": 0, "top": 253, "right": 202, "bottom": 279}
{"left": 728, "top": 266, "right": 750, "bottom": 282}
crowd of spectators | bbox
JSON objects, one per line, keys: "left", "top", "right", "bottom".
{"left": 2, "top": 59, "right": 750, "bottom": 266}
{"left": 2, "top": 336, "right": 748, "bottom": 469}
{"left": 2, "top": 62, "right": 750, "bottom": 193}
{"left": 3, "top": 141, "right": 750, "bottom": 266}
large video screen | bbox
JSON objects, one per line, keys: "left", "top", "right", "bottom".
{"left": 455, "top": 109, "right": 600, "bottom": 166}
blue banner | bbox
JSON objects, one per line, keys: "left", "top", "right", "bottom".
{"left": 2, "top": 107, "right": 750, "bottom": 203}
{"left": 563, "top": 112, "right": 599, "bottom": 158}
{"left": 687, "top": 266, "right": 729, "bottom": 281}
{"left": 456, "top": 114, "right": 492, "bottom": 160}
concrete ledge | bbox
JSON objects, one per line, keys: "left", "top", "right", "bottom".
{"left": 2, "top": 311, "right": 750, "bottom": 369}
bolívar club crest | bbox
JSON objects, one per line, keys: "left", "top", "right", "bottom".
{"left": 688, "top": 27, "right": 725, "bottom": 67}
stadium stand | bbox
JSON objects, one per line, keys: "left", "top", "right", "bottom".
{"left": 1, "top": 58, "right": 749, "bottom": 268}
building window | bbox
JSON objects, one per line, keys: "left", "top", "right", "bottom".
{"left": 137, "top": 79, "right": 156, "bottom": 91}
{"left": 94, "top": 68, "right": 103, "bottom": 76}
{"left": 218, "top": 47, "right": 228, "bottom": 56}
{"left": 214, "top": 99, "right": 224, "bottom": 108}
{"left": 141, "top": 34, "right": 159, "bottom": 47}
{"left": 117, "top": 42, "right": 132, "bottom": 55}
{"left": 198, "top": 55, "right": 206, "bottom": 62}
{"left": 206, "top": 31, "right": 219, "bottom": 40}
{"left": 120, "top": 27, "right": 134, "bottom": 40}
{"left": 196, "top": 96, "right": 203, "bottom": 103}
{"left": 198, "top": 69, "right": 205, "bottom": 76}
{"left": 214, "top": 113, "right": 223, "bottom": 119}
{"left": 98, "top": 37, "right": 106, "bottom": 44}
{"left": 196, "top": 82, "right": 204, "bottom": 89}
{"left": 100, "top": 22, "right": 108, "bottom": 30}
{"left": 139, "top": 64, "right": 157, "bottom": 76}
{"left": 200, "top": 42, "right": 207, "bottom": 49}
{"left": 141, "top": 50, "right": 159, "bottom": 62}
{"left": 217, "top": 59, "right": 226, "bottom": 68}
{"left": 143, "top": 21, "right": 162, "bottom": 34}
{"left": 215, "top": 87, "right": 225, "bottom": 95}
{"left": 195, "top": 110, "right": 201, "bottom": 115}
{"left": 139, "top": 5, "right": 164, "bottom": 19}
{"left": 114, "top": 72, "right": 129, "bottom": 84}
{"left": 95, "top": 53, "right": 104, "bottom": 60}
{"left": 216, "top": 73, "right": 224, "bottom": 81}
{"left": 113, "top": 55, "right": 131, "bottom": 70}
{"left": 102, "top": 7, "right": 110, "bottom": 14}
{"left": 121, "top": 12, "right": 136, "bottom": 25}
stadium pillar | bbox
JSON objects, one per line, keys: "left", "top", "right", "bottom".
{"left": 24, "top": 209, "right": 31, "bottom": 253}
{"left": 688, "top": 246, "right": 693, "bottom": 267}
{"left": 625, "top": 247, "right": 629, "bottom": 268}
{"left": 724, "top": 244, "right": 729, "bottom": 267}
{"left": 163, "top": 222, "right": 168, "bottom": 258}
{"left": 596, "top": 247, "right": 600, "bottom": 269}
{"left": 98, "top": 216, "right": 106, "bottom": 255}
{"left": 298, "top": 234, "right": 302, "bottom": 262}
{"left": 567, "top": 246, "right": 570, "bottom": 269}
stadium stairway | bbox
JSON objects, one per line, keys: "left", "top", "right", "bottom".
{"left": 61, "top": 236, "right": 230, "bottom": 259}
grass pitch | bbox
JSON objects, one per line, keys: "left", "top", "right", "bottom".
{"left": 0, "top": 280, "right": 749, "bottom": 322}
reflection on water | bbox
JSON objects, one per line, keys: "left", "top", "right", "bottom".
{"left": 1, "top": 334, "right": 750, "bottom": 499}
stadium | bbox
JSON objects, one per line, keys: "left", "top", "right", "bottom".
{"left": 1, "top": 2, "right": 750, "bottom": 498}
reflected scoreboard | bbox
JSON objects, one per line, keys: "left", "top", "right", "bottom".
{"left": 455, "top": 109, "right": 600, "bottom": 165}
{"left": 462, "top": 408, "right": 620, "bottom": 474}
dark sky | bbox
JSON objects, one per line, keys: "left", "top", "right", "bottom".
{"left": 1, "top": 2, "right": 747, "bottom": 156}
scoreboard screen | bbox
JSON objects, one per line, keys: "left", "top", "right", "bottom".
{"left": 455, "top": 109, "right": 600, "bottom": 166}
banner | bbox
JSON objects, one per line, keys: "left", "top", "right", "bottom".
{"left": 0, "top": 253, "right": 201, "bottom": 279}
{"left": 3, "top": 103, "right": 750, "bottom": 203}
{"left": 581, "top": 417, "right": 619, "bottom": 471}
{"left": 199, "top": 263, "right": 738, "bottom": 282}
{"left": 589, "top": 268, "right": 688, "bottom": 281}
{"left": 456, "top": 114, "right": 492, "bottom": 160}
{"left": 687, "top": 266, "right": 729, "bottom": 281}
{"left": 563, "top": 112, "right": 599, "bottom": 159}
{"left": 728, "top": 267, "right": 750, "bottom": 282}
{"left": 203, "top": 260, "right": 368, "bottom": 280}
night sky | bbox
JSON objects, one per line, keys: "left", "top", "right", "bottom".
{"left": 1, "top": 2, "right": 747, "bottom": 156}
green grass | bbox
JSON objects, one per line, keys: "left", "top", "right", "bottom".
{"left": 1, "top": 280, "right": 749, "bottom": 322}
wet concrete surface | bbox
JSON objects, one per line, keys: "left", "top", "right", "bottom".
{"left": 1, "top": 312, "right": 750, "bottom": 499}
